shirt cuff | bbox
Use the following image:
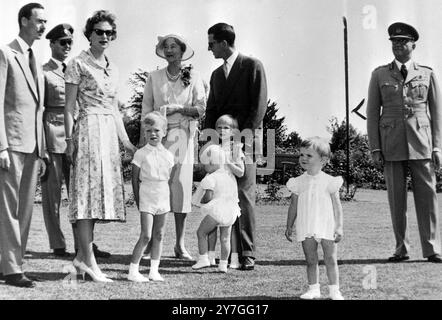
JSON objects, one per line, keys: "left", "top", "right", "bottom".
{"left": 433, "top": 147, "right": 442, "bottom": 153}
{"left": 371, "top": 149, "right": 381, "bottom": 153}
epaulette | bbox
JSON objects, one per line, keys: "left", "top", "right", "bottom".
{"left": 374, "top": 64, "right": 390, "bottom": 71}
{"left": 418, "top": 64, "right": 433, "bottom": 70}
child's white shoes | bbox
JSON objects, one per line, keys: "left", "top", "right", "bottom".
{"left": 328, "top": 285, "right": 345, "bottom": 300}
{"left": 128, "top": 271, "right": 149, "bottom": 282}
{"left": 148, "top": 271, "right": 164, "bottom": 282}
{"left": 218, "top": 260, "right": 228, "bottom": 273}
{"left": 300, "top": 284, "right": 321, "bottom": 300}
{"left": 192, "top": 255, "right": 211, "bottom": 270}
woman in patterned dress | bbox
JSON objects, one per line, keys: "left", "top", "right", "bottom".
{"left": 140, "top": 34, "right": 206, "bottom": 260}
{"left": 64, "top": 10, "right": 136, "bottom": 282}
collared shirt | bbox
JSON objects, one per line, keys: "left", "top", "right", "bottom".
{"left": 395, "top": 59, "right": 413, "bottom": 72}
{"left": 16, "top": 36, "right": 31, "bottom": 64}
{"left": 50, "top": 58, "right": 64, "bottom": 71}
{"left": 131, "top": 143, "right": 174, "bottom": 182}
{"left": 224, "top": 50, "right": 239, "bottom": 77}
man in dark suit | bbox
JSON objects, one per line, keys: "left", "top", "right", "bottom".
{"left": 367, "top": 22, "right": 442, "bottom": 263}
{"left": 205, "top": 23, "right": 268, "bottom": 270}
{"left": 0, "top": 3, "right": 47, "bottom": 288}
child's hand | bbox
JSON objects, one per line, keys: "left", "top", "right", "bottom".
{"left": 334, "top": 229, "right": 343, "bottom": 243}
{"left": 285, "top": 227, "right": 293, "bottom": 242}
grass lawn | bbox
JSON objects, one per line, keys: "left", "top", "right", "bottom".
{"left": 0, "top": 185, "right": 441, "bottom": 300}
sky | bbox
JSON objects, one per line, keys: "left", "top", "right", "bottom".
{"left": 2, "top": 0, "right": 442, "bottom": 140}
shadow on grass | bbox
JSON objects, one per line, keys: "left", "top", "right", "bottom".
{"left": 256, "top": 258, "right": 430, "bottom": 266}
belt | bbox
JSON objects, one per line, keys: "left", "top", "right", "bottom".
{"left": 382, "top": 104, "right": 427, "bottom": 117}
{"left": 44, "top": 106, "right": 65, "bottom": 113}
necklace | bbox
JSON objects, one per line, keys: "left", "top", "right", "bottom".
{"left": 166, "top": 68, "right": 180, "bottom": 81}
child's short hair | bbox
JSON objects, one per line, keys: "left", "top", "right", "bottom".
{"left": 215, "top": 114, "right": 239, "bottom": 129}
{"left": 142, "top": 111, "right": 167, "bottom": 132}
{"left": 300, "top": 136, "right": 332, "bottom": 158}
{"left": 200, "top": 144, "right": 226, "bottom": 165}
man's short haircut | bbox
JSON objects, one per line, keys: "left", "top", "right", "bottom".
{"left": 208, "top": 23, "right": 235, "bottom": 47}
{"left": 142, "top": 111, "right": 168, "bottom": 132}
{"left": 18, "top": 3, "right": 44, "bottom": 29}
{"left": 300, "top": 136, "right": 332, "bottom": 159}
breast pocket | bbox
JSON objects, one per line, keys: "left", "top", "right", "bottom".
{"left": 409, "top": 80, "right": 428, "bottom": 101}
{"left": 380, "top": 81, "right": 400, "bottom": 103}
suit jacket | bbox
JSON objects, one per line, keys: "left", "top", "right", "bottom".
{"left": 205, "top": 53, "right": 267, "bottom": 133}
{"left": 367, "top": 61, "right": 442, "bottom": 161}
{"left": 0, "top": 39, "right": 45, "bottom": 156}
{"left": 43, "top": 59, "right": 67, "bottom": 153}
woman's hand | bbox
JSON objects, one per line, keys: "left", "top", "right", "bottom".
{"left": 124, "top": 141, "right": 137, "bottom": 155}
{"left": 0, "top": 149, "right": 11, "bottom": 170}
{"left": 334, "top": 227, "right": 343, "bottom": 243}
{"left": 165, "top": 104, "right": 183, "bottom": 116}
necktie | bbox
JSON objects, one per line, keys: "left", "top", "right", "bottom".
{"left": 400, "top": 64, "right": 408, "bottom": 80}
{"left": 223, "top": 61, "right": 228, "bottom": 78}
{"left": 62, "top": 62, "right": 67, "bottom": 73}
{"left": 28, "top": 48, "right": 38, "bottom": 84}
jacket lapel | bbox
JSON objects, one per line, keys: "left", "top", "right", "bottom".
{"left": 405, "top": 62, "right": 420, "bottom": 83}
{"left": 390, "top": 61, "right": 404, "bottom": 83}
{"left": 9, "top": 40, "right": 39, "bottom": 101}
{"left": 49, "top": 59, "right": 64, "bottom": 79}
{"left": 220, "top": 54, "right": 244, "bottom": 107}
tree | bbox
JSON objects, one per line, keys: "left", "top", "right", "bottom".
{"left": 282, "top": 130, "right": 303, "bottom": 151}
{"left": 263, "top": 100, "right": 287, "bottom": 152}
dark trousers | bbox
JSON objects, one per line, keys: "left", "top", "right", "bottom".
{"left": 384, "top": 160, "right": 441, "bottom": 257}
{"left": 234, "top": 160, "right": 257, "bottom": 259}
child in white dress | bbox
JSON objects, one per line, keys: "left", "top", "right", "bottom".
{"left": 191, "top": 144, "right": 242, "bottom": 272}
{"left": 207, "top": 115, "right": 245, "bottom": 269}
{"left": 285, "top": 137, "right": 344, "bottom": 300}
{"left": 128, "top": 112, "right": 174, "bottom": 282}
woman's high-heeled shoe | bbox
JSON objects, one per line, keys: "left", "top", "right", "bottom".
{"left": 78, "top": 262, "right": 113, "bottom": 283}
{"left": 174, "top": 246, "right": 193, "bottom": 260}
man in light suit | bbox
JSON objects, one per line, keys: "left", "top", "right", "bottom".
{"left": 205, "top": 23, "right": 268, "bottom": 270}
{"left": 0, "top": 3, "right": 47, "bottom": 288}
{"left": 367, "top": 22, "right": 442, "bottom": 263}
{"left": 41, "top": 23, "right": 76, "bottom": 257}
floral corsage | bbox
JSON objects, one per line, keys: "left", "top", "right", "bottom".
{"left": 180, "top": 65, "right": 193, "bottom": 87}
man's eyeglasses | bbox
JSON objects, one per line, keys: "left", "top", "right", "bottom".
{"left": 93, "top": 29, "right": 116, "bottom": 37}
{"left": 58, "top": 39, "right": 72, "bottom": 46}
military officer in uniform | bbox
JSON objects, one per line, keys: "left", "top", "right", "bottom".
{"left": 42, "top": 24, "right": 111, "bottom": 258}
{"left": 367, "top": 22, "right": 442, "bottom": 263}
{"left": 42, "top": 23, "right": 76, "bottom": 257}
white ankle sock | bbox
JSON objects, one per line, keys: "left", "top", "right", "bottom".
{"left": 230, "top": 253, "right": 239, "bottom": 264}
{"left": 208, "top": 251, "right": 216, "bottom": 264}
{"left": 218, "top": 260, "right": 228, "bottom": 272}
{"left": 150, "top": 259, "right": 160, "bottom": 273}
{"left": 129, "top": 263, "right": 139, "bottom": 275}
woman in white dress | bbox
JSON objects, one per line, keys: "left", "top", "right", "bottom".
{"left": 140, "top": 34, "right": 206, "bottom": 260}
{"left": 64, "top": 10, "right": 136, "bottom": 282}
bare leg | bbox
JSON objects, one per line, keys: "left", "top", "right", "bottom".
{"left": 321, "top": 239, "right": 339, "bottom": 285}
{"left": 301, "top": 238, "right": 319, "bottom": 285}
{"left": 130, "top": 212, "right": 154, "bottom": 265}
{"left": 196, "top": 216, "right": 219, "bottom": 255}
{"left": 150, "top": 214, "right": 167, "bottom": 260}
{"left": 174, "top": 212, "right": 190, "bottom": 256}
{"left": 219, "top": 226, "right": 232, "bottom": 261}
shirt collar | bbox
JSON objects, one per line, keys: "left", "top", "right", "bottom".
{"left": 144, "top": 142, "right": 164, "bottom": 152}
{"left": 225, "top": 50, "right": 239, "bottom": 67}
{"left": 51, "top": 58, "right": 64, "bottom": 69}
{"left": 16, "top": 36, "right": 31, "bottom": 53}
{"left": 395, "top": 59, "right": 413, "bottom": 71}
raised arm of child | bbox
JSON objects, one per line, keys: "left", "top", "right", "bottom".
{"left": 331, "top": 192, "right": 344, "bottom": 243}
{"left": 285, "top": 194, "right": 298, "bottom": 242}
{"left": 225, "top": 157, "right": 245, "bottom": 178}
{"left": 200, "top": 189, "right": 214, "bottom": 204}
{"left": 131, "top": 164, "right": 141, "bottom": 209}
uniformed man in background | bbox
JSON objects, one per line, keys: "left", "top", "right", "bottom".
{"left": 367, "top": 22, "right": 442, "bottom": 263}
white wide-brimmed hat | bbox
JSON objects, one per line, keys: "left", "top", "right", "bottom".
{"left": 155, "top": 34, "right": 194, "bottom": 61}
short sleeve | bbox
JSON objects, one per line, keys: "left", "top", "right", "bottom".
{"left": 286, "top": 177, "right": 300, "bottom": 195}
{"left": 131, "top": 149, "right": 145, "bottom": 167}
{"left": 327, "top": 176, "right": 343, "bottom": 194}
{"left": 65, "top": 58, "right": 81, "bottom": 85}
{"left": 200, "top": 173, "right": 216, "bottom": 191}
